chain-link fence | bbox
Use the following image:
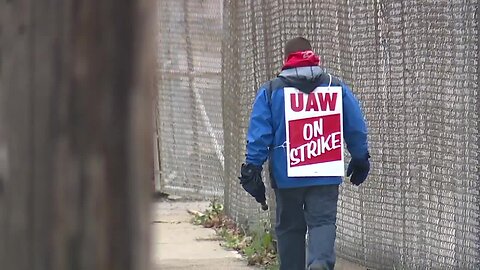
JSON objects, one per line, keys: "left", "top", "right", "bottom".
{"left": 157, "top": 0, "right": 479, "bottom": 268}
{"left": 156, "top": 0, "right": 224, "bottom": 199}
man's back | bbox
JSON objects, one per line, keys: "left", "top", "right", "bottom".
{"left": 246, "top": 65, "right": 368, "bottom": 188}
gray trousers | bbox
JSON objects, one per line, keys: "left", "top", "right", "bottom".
{"left": 274, "top": 185, "right": 339, "bottom": 270}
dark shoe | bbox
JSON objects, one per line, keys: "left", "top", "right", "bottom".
{"left": 309, "top": 263, "right": 328, "bottom": 270}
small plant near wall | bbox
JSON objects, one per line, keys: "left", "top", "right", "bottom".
{"left": 191, "top": 200, "right": 278, "bottom": 269}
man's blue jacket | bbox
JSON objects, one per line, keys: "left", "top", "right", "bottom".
{"left": 245, "top": 66, "right": 369, "bottom": 189}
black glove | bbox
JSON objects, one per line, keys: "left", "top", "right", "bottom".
{"left": 346, "top": 154, "right": 370, "bottom": 186}
{"left": 238, "top": 163, "right": 266, "bottom": 204}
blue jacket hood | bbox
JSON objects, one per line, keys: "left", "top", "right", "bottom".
{"left": 278, "top": 66, "right": 330, "bottom": 94}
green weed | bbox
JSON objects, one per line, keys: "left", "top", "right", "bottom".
{"left": 191, "top": 200, "right": 279, "bottom": 269}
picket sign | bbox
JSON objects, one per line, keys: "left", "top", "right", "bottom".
{"left": 284, "top": 84, "right": 344, "bottom": 177}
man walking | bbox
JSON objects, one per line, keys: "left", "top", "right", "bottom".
{"left": 239, "top": 37, "right": 370, "bottom": 270}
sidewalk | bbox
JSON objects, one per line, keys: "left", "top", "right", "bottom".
{"left": 152, "top": 200, "right": 257, "bottom": 270}
{"left": 151, "top": 200, "right": 366, "bottom": 270}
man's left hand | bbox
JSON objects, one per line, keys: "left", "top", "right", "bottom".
{"left": 238, "top": 163, "right": 266, "bottom": 203}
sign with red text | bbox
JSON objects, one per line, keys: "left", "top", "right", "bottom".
{"left": 284, "top": 86, "right": 344, "bottom": 177}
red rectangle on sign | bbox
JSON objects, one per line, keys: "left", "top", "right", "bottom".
{"left": 288, "top": 114, "right": 342, "bottom": 167}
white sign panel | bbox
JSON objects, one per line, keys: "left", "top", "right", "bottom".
{"left": 284, "top": 86, "right": 344, "bottom": 177}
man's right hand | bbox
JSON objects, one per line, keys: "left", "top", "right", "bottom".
{"left": 346, "top": 154, "right": 370, "bottom": 186}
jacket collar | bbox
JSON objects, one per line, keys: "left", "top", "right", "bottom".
{"left": 279, "top": 66, "right": 324, "bottom": 80}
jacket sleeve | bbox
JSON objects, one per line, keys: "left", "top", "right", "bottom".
{"left": 245, "top": 88, "right": 273, "bottom": 166}
{"left": 341, "top": 83, "right": 369, "bottom": 159}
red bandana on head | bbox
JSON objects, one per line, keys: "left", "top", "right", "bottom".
{"left": 282, "top": 50, "right": 321, "bottom": 70}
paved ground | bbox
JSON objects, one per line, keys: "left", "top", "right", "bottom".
{"left": 151, "top": 200, "right": 366, "bottom": 270}
{"left": 152, "top": 200, "right": 256, "bottom": 269}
